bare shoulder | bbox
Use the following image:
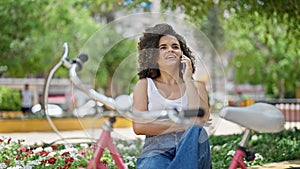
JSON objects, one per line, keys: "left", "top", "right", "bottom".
{"left": 133, "top": 78, "right": 148, "bottom": 111}
{"left": 135, "top": 78, "right": 148, "bottom": 90}
{"left": 133, "top": 78, "right": 148, "bottom": 97}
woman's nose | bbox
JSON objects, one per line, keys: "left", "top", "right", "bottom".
{"left": 166, "top": 46, "right": 175, "bottom": 53}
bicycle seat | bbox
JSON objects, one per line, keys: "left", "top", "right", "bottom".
{"left": 219, "top": 103, "right": 285, "bottom": 133}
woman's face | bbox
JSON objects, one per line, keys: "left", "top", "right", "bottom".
{"left": 157, "top": 35, "right": 181, "bottom": 68}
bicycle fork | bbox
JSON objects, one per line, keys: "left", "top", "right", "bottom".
{"left": 228, "top": 129, "right": 255, "bottom": 169}
{"left": 87, "top": 117, "right": 127, "bottom": 169}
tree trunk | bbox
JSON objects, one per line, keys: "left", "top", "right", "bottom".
{"left": 105, "top": 75, "right": 113, "bottom": 97}
{"left": 278, "top": 79, "right": 285, "bottom": 98}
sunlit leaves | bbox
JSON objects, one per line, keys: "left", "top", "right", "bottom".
{"left": 221, "top": 3, "right": 299, "bottom": 97}
{"left": 157, "top": 0, "right": 299, "bottom": 97}
{"left": 0, "top": 0, "right": 100, "bottom": 77}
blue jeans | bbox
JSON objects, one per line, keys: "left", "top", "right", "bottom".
{"left": 137, "top": 126, "right": 211, "bottom": 169}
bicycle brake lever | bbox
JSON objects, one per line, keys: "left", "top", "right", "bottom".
{"left": 74, "top": 53, "right": 88, "bottom": 72}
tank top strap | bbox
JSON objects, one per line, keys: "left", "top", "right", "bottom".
{"left": 147, "top": 78, "right": 156, "bottom": 93}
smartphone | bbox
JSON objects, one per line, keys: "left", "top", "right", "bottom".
{"left": 181, "top": 51, "right": 186, "bottom": 73}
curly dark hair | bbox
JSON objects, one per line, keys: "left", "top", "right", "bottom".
{"left": 137, "top": 23, "right": 196, "bottom": 79}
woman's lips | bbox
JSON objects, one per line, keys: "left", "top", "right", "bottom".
{"left": 166, "top": 55, "right": 176, "bottom": 59}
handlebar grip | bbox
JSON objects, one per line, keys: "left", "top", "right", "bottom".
{"left": 180, "top": 108, "right": 205, "bottom": 118}
{"left": 78, "top": 53, "right": 88, "bottom": 62}
{"left": 75, "top": 53, "right": 88, "bottom": 72}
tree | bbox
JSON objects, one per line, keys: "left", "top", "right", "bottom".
{"left": 0, "top": 0, "right": 100, "bottom": 77}
{"left": 224, "top": 10, "right": 299, "bottom": 98}
{"left": 221, "top": 1, "right": 300, "bottom": 98}
{"left": 157, "top": 0, "right": 300, "bottom": 98}
{"left": 2, "top": 0, "right": 299, "bottom": 98}
{"left": 96, "top": 38, "right": 138, "bottom": 97}
{"left": 78, "top": 26, "right": 138, "bottom": 97}
{"left": 0, "top": 0, "right": 138, "bottom": 95}
{"left": 70, "top": 0, "right": 147, "bottom": 96}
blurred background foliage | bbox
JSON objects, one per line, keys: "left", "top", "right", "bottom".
{"left": 0, "top": 86, "right": 21, "bottom": 111}
{"left": 0, "top": 0, "right": 299, "bottom": 98}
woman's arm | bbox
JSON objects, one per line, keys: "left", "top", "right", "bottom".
{"left": 132, "top": 79, "right": 187, "bottom": 136}
{"left": 182, "top": 55, "right": 210, "bottom": 123}
{"left": 184, "top": 79, "right": 210, "bottom": 123}
{"left": 194, "top": 81, "right": 210, "bottom": 121}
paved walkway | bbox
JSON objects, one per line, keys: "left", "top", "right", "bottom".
{"left": 0, "top": 114, "right": 245, "bottom": 145}
{"left": 248, "top": 160, "right": 300, "bottom": 169}
{"left": 3, "top": 113, "right": 298, "bottom": 145}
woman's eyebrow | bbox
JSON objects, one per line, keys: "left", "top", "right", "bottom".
{"left": 159, "top": 43, "right": 179, "bottom": 47}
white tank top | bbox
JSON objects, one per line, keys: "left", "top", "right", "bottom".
{"left": 147, "top": 78, "right": 188, "bottom": 111}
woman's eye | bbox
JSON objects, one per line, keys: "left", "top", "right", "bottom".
{"left": 172, "top": 46, "right": 179, "bottom": 49}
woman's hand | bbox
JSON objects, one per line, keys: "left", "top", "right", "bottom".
{"left": 181, "top": 55, "right": 193, "bottom": 82}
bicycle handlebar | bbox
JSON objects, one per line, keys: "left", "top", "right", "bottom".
{"left": 69, "top": 55, "right": 116, "bottom": 110}
{"left": 60, "top": 43, "right": 205, "bottom": 125}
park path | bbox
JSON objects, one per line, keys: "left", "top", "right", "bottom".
{"left": 0, "top": 113, "right": 244, "bottom": 145}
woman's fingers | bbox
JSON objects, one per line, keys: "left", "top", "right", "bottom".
{"left": 181, "top": 55, "right": 193, "bottom": 76}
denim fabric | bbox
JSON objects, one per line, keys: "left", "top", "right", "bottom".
{"left": 137, "top": 126, "right": 211, "bottom": 169}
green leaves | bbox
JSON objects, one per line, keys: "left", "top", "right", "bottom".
{"left": 0, "top": 86, "right": 21, "bottom": 111}
{"left": 1, "top": 0, "right": 299, "bottom": 97}
{"left": 210, "top": 128, "right": 300, "bottom": 168}
{"left": 222, "top": 4, "right": 299, "bottom": 97}
{"left": 0, "top": 0, "right": 100, "bottom": 77}
{"left": 157, "top": 0, "right": 300, "bottom": 98}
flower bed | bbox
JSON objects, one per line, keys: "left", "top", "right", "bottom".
{"left": 1, "top": 128, "right": 299, "bottom": 168}
{"left": 0, "top": 137, "right": 142, "bottom": 169}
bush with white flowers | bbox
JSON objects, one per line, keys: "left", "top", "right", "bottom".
{"left": 0, "top": 136, "right": 142, "bottom": 169}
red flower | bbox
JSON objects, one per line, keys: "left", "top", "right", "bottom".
{"left": 61, "top": 152, "right": 70, "bottom": 156}
{"left": 15, "top": 155, "right": 21, "bottom": 160}
{"left": 64, "top": 157, "right": 74, "bottom": 164}
{"left": 40, "top": 159, "right": 47, "bottom": 165}
{"left": 57, "top": 164, "right": 71, "bottom": 169}
{"left": 51, "top": 145, "right": 58, "bottom": 150}
{"left": 0, "top": 139, "right": 3, "bottom": 142}
{"left": 24, "top": 150, "right": 33, "bottom": 158}
{"left": 65, "top": 163, "right": 71, "bottom": 168}
{"left": 47, "top": 157, "right": 57, "bottom": 164}
{"left": 39, "top": 151, "right": 50, "bottom": 156}
{"left": 78, "top": 149, "right": 86, "bottom": 155}
{"left": 3, "top": 160, "right": 10, "bottom": 165}
{"left": 19, "top": 146, "right": 27, "bottom": 153}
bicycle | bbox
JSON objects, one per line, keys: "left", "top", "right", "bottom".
{"left": 219, "top": 103, "right": 285, "bottom": 169}
{"left": 42, "top": 43, "right": 285, "bottom": 169}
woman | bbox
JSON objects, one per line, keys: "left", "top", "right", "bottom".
{"left": 133, "top": 23, "right": 211, "bottom": 169}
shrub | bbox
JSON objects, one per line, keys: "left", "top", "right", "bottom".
{"left": 0, "top": 86, "right": 21, "bottom": 111}
{"left": 210, "top": 127, "right": 300, "bottom": 168}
